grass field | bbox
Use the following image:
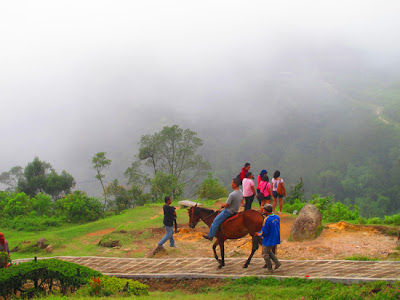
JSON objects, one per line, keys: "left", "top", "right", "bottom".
{"left": 3, "top": 201, "right": 194, "bottom": 259}
{"left": 31, "top": 277, "right": 400, "bottom": 299}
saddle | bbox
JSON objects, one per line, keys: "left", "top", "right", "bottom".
{"left": 223, "top": 212, "right": 240, "bottom": 226}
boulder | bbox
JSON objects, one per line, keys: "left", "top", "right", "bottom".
{"left": 290, "top": 204, "right": 322, "bottom": 241}
{"left": 145, "top": 245, "right": 167, "bottom": 257}
{"left": 37, "top": 238, "right": 48, "bottom": 249}
{"left": 45, "top": 245, "right": 53, "bottom": 253}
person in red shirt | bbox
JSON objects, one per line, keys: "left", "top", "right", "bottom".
{"left": 240, "top": 162, "right": 251, "bottom": 181}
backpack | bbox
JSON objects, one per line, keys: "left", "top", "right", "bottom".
{"left": 236, "top": 173, "right": 242, "bottom": 186}
{"left": 277, "top": 179, "right": 286, "bottom": 197}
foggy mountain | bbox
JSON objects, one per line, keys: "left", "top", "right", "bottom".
{"left": 1, "top": 1, "right": 400, "bottom": 216}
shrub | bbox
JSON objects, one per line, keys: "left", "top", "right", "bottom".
{"left": 356, "top": 217, "right": 367, "bottom": 225}
{"left": 284, "top": 198, "right": 305, "bottom": 214}
{"left": 56, "top": 191, "right": 103, "bottom": 223}
{"left": 197, "top": 173, "right": 228, "bottom": 200}
{"left": 0, "top": 258, "right": 101, "bottom": 298}
{"left": 100, "top": 275, "right": 149, "bottom": 296}
{"left": 0, "top": 252, "right": 11, "bottom": 268}
{"left": 367, "top": 217, "right": 383, "bottom": 225}
{"left": 7, "top": 214, "right": 61, "bottom": 231}
{"left": 383, "top": 214, "right": 400, "bottom": 226}
{"left": 285, "top": 178, "right": 304, "bottom": 204}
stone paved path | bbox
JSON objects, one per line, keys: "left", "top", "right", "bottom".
{"left": 15, "top": 256, "right": 400, "bottom": 283}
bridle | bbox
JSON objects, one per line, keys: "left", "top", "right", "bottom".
{"left": 190, "top": 206, "right": 219, "bottom": 222}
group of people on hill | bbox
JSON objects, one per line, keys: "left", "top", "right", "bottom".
{"left": 157, "top": 162, "right": 284, "bottom": 273}
{"left": 239, "top": 162, "right": 286, "bottom": 214}
{"left": 202, "top": 162, "right": 284, "bottom": 272}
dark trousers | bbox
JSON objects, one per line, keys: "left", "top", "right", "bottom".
{"left": 244, "top": 194, "right": 255, "bottom": 211}
{"left": 262, "top": 245, "right": 280, "bottom": 270}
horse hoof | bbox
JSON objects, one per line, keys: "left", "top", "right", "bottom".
{"left": 243, "top": 264, "right": 248, "bottom": 268}
{"left": 218, "top": 265, "right": 223, "bottom": 269}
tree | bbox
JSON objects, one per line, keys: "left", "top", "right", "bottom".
{"left": 128, "top": 125, "right": 210, "bottom": 200}
{"left": 150, "top": 171, "right": 184, "bottom": 201}
{"left": 197, "top": 173, "right": 228, "bottom": 200}
{"left": 44, "top": 170, "right": 76, "bottom": 200}
{"left": 17, "top": 157, "right": 75, "bottom": 199}
{"left": 106, "top": 179, "right": 132, "bottom": 211}
{"left": 18, "top": 157, "right": 53, "bottom": 197}
{"left": 91, "top": 152, "right": 112, "bottom": 210}
{"left": 0, "top": 166, "right": 23, "bottom": 191}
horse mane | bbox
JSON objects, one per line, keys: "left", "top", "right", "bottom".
{"left": 194, "top": 206, "right": 215, "bottom": 216}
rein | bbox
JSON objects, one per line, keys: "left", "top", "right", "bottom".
{"left": 192, "top": 207, "right": 220, "bottom": 222}
{"left": 202, "top": 209, "right": 220, "bottom": 221}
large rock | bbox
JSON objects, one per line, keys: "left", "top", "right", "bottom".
{"left": 290, "top": 204, "right": 322, "bottom": 241}
{"left": 37, "top": 238, "right": 48, "bottom": 249}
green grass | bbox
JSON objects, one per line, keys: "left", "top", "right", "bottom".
{"left": 345, "top": 255, "right": 379, "bottom": 261}
{"left": 33, "top": 277, "right": 400, "bottom": 299}
{"left": 4, "top": 201, "right": 195, "bottom": 259}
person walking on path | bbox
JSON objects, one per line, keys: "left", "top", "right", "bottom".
{"left": 271, "top": 170, "right": 286, "bottom": 214}
{"left": 203, "top": 178, "right": 243, "bottom": 241}
{"left": 258, "top": 174, "right": 272, "bottom": 212}
{"left": 256, "top": 204, "right": 281, "bottom": 273}
{"left": 256, "top": 169, "right": 268, "bottom": 195}
{"left": 157, "top": 197, "right": 177, "bottom": 248}
{"left": 242, "top": 172, "right": 257, "bottom": 211}
{"left": 239, "top": 162, "right": 251, "bottom": 182}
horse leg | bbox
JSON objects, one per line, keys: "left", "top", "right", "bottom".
{"left": 243, "top": 236, "right": 261, "bottom": 268}
{"left": 218, "top": 239, "right": 225, "bottom": 269}
{"left": 212, "top": 240, "right": 219, "bottom": 262}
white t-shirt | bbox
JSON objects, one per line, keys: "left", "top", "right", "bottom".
{"left": 271, "top": 178, "right": 283, "bottom": 192}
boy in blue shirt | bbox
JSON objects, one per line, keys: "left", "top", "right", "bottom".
{"left": 256, "top": 204, "right": 281, "bottom": 273}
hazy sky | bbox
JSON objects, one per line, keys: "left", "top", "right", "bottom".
{"left": 1, "top": 0, "right": 400, "bottom": 185}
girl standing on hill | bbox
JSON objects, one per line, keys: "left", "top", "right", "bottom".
{"left": 258, "top": 174, "right": 272, "bottom": 212}
{"left": 271, "top": 170, "right": 286, "bottom": 214}
{"left": 256, "top": 170, "right": 267, "bottom": 197}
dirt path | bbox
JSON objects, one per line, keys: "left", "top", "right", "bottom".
{"left": 153, "top": 213, "right": 398, "bottom": 260}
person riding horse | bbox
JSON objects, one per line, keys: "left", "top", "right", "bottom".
{"left": 203, "top": 177, "right": 243, "bottom": 241}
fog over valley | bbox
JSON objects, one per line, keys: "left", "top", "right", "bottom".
{"left": 1, "top": 1, "right": 400, "bottom": 216}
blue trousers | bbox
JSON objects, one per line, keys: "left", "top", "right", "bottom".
{"left": 208, "top": 209, "right": 233, "bottom": 238}
{"left": 158, "top": 226, "right": 175, "bottom": 247}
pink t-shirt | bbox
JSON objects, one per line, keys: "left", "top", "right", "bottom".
{"left": 242, "top": 178, "right": 255, "bottom": 197}
{"left": 258, "top": 181, "right": 271, "bottom": 197}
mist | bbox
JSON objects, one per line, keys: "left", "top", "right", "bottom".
{"left": 1, "top": 0, "right": 400, "bottom": 194}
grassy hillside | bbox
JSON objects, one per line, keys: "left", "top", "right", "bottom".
{"left": 5, "top": 201, "right": 193, "bottom": 259}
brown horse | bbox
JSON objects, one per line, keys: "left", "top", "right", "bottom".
{"left": 188, "top": 206, "right": 264, "bottom": 269}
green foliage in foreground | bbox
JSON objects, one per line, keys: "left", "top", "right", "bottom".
{"left": 0, "top": 190, "right": 104, "bottom": 231}
{"left": 81, "top": 276, "right": 148, "bottom": 297}
{"left": 33, "top": 277, "right": 400, "bottom": 300}
{"left": 0, "top": 258, "right": 101, "bottom": 298}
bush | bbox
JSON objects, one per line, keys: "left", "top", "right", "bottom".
{"left": 56, "top": 191, "right": 103, "bottom": 223}
{"left": 7, "top": 214, "right": 61, "bottom": 231}
{"left": 383, "top": 214, "right": 400, "bottom": 226}
{"left": 356, "top": 217, "right": 367, "bottom": 224}
{"left": 284, "top": 199, "right": 305, "bottom": 214}
{"left": 197, "top": 173, "right": 228, "bottom": 200}
{"left": 367, "top": 217, "right": 383, "bottom": 225}
{"left": 285, "top": 178, "right": 304, "bottom": 204}
{"left": 99, "top": 275, "right": 149, "bottom": 296}
{"left": 0, "top": 258, "right": 101, "bottom": 298}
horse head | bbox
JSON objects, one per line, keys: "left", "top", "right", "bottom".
{"left": 188, "top": 205, "right": 200, "bottom": 229}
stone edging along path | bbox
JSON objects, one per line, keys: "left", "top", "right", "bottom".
{"left": 14, "top": 256, "right": 400, "bottom": 284}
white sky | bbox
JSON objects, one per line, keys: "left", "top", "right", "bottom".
{"left": 1, "top": 0, "right": 400, "bottom": 176}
